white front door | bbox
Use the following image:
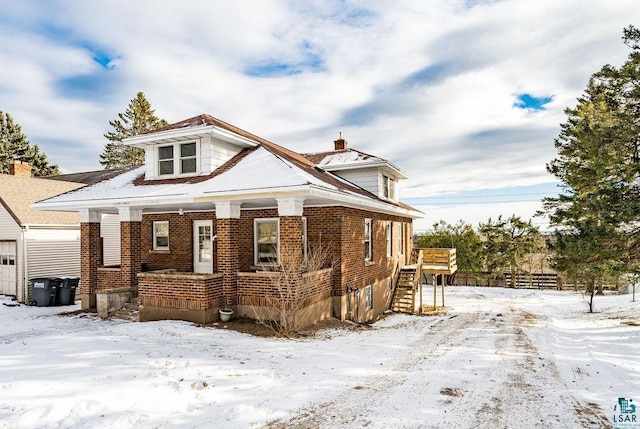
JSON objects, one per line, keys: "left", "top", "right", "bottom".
{"left": 0, "top": 241, "right": 17, "bottom": 296}
{"left": 193, "top": 220, "right": 213, "bottom": 273}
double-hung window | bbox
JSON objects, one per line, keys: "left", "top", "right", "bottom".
{"left": 255, "top": 218, "right": 279, "bottom": 265}
{"left": 153, "top": 221, "right": 169, "bottom": 250}
{"left": 382, "top": 175, "right": 395, "bottom": 200}
{"left": 386, "top": 221, "right": 392, "bottom": 257}
{"left": 364, "top": 218, "right": 372, "bottom": 261}
{"left": 158, "top": 142, "right": 198, "bottom": 177}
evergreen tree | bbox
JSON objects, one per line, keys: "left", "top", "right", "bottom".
{"left": 100, "top": 92, "right": 168, "bottom": 169}
{"left": 0, "top": 111, "right": 59, "bottom": 176}
{"left": 415, "top": 220, "right": 483, "bottom": 272}
{"left": 478, "top": 215, "right": 541, "bottom": 287}
{"left": 542, "top": 26, "right": 640, "bottom": 298}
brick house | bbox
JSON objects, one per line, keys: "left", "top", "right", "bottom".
{"left": 34, "top": 114, "right": 422, "bottom": 326}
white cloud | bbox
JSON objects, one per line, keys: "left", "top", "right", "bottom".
{"left": 1, "top": 0, "right": 638, "bottom": 220}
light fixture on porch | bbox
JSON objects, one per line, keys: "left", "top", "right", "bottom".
{"left": 178, "top": 208, "right": 184, "bottom": 216}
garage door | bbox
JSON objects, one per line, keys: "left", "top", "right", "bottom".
{"left": 0, "top": 241, "right": 17, "bottom": 296}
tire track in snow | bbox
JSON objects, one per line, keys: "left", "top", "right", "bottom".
{"left": 263, "top": 311, "right": 481, "bottom": 429}
{"left": 262, "top": 300, "right": 610, "bottom": 429}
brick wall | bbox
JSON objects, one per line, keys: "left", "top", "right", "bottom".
{"left": 126, "top": 206, "right": 411, "bottom": 323}
{"left": 80, "top": 222, "right": 101, "bottom": 300}
{"left": 141, "top": 212, "right": 216, "bottom": 272}
{"left": 138, "top": 271, "right": 224, "bottom": 311}
{"left": 97, "top": 268, "right": 121, "bottom": 290}
{"left": 237, "top": 268, "right": 332, "bottom": 307}
{"left": 120, "top": 221, "right": 141, "bottom": 291}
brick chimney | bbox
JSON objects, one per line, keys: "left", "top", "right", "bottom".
{"left": 9, "top": 160, "right": 32, "bottom": 178}
{"left": 334, "top": 132, "right": 348, "bottom": 151}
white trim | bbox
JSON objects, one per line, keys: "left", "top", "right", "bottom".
{"left": 254, "top": 218, "right": 279, "bottom": 265}
{"left": 386, "top": 221, "right": 392, "bottom": 258}
{"left": 193, "top": 220, "right": 213, "bottom": 274}
{"left": 155, "top": 141, "right": 201, "bottom": 179}
{"left": 117, "top": 207, "right": 142, "bottom": 222}
{"left": 215, "top": 201, "right": 241, "bottom": 219}
{"left": 277, "top": 197, "right": 304, "bottom": 216}
{"left": 124, "top": 124, "right": 260, "bottom": 149}
{"left": 34, "top": 184, "right": 423, "bottom": 220}
{"left": 152, "top": 221, "right": 169, "bottom": 251}
{"left": 79, "top": 209, "right": 101, "bottom": 223}
{"left": 364, "top": 218, "right": 372, "bottom": 262}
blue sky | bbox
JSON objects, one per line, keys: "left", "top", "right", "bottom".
{"left": 0, "top": 0, "right": 638, "bottom": 232}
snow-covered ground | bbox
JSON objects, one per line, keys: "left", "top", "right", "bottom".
{"left": 0, "top": 287, "right": 638, "bottom": 428}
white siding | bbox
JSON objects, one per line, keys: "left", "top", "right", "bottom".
{"left": 101, "top": 214, "right": 121, "bottom": 266}
{"left": 25, "top": 228, "right": 81, "bottom": 278}
{"left": 333, "top": 167, "right": 380, "bottom": 196}
{"left": 24, "top": 227, "right": 81, "bottom": 303}
{"left": 0, "top": 203, "right": 22, "bottom": 298}
{"left": 208, "top": 140, "right": 242, "bottom": 171}
{"left": 143, "top": 137, "right": 243, "bottom": 179}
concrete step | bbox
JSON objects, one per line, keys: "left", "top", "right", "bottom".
{"left": 112, "top": 307, "right": 140, "bottom": 322}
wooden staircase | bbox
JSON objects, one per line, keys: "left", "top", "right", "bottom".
{"left": 391, "top": 249, "right": 423, "bottom": 314}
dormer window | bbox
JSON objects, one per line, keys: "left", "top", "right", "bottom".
{"left": 382, "top": 174, "right": 396, "bottom": 200}
{"left": 157, "top": 142, "right": 198, "bottom": 177}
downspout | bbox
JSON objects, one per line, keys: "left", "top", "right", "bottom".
{"left": 20, "top": 225, "right": 28, "bottom": 304}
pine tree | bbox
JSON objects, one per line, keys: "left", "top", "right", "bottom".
{"left": 478, "top": 215, "right": 541, "bottom": 287}
{"left": 0, "top": 111, "right": 59, "bottom": 176}
{"left": 542, "top": 26, "right": 640, "bottom": 300}
{"left": 100, "top": 92, "right": 168, "bottom": 169}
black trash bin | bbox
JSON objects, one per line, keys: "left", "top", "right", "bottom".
{"left": 56, "top": 277, "right": 79, "bottom": 306}
{"left": 31, "top": 278, "right": 60, "bottom": 307}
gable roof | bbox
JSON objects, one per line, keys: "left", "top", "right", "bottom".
{"left": 0, "top": 174, "right": 83, "bottom": 225}
{"left": 35, "top": 114, "right": 423, "bottom": 219}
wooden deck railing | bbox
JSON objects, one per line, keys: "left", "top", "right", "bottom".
{"left": 415, "top": 248, "right": 457, "bottom": 274}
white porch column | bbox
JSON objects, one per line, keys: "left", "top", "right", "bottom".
{"left": 276, "top": 197, "right": 305, "bottom": 216}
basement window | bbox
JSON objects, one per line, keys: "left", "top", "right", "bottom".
{"left": 153, "top": 221, "right": 169, "bottom": 250}
{"left": 365, "top": 285, "right": 372, "bottom": 310}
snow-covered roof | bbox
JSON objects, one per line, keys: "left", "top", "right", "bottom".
{"left": 304, "top": 148, "right": 408, "bottom": 179}
{"left": 34, "top": 114, "right": 422, "bottom": 219}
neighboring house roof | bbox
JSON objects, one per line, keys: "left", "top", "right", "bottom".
{"left": 46, "top": 168, "right": 135, "bottom": 185}
{"left": 0, "top": 174, "right": 83, "bottom": 225}
{"left": 34, "top": 114, "right": 423, "bottom": 219}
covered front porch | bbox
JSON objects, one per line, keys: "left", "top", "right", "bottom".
{"left": 80, "top": 198, "right": 334, "bottom": 326}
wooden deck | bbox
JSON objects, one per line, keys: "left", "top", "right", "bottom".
{"left": 391, "top": 248, "right": 457, "bottom": 314}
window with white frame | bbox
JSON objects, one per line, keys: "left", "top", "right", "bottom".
{"left": 364, "top": 218, "right": 372, "bottom": 261}
{"left": 382, "top": 174, "right": 395, "bottom": 200}
{"left": 153, "top": 221, "right": 169, "bottom": 250}
{"left": 399, "top": 222, "right": 407, "bottom": 257}
{"left": 386, "top": 221, "right": 393, "bottom": 257}
{"left": 302, "top": 217, "right": 308, "bottom": 263}
{"left": 365, "top": 284, "right": 372, "bottom": 310}
{"left": 157, "top": 142, "right": 198, "bottom": 177}
{"left": 255, "top": 218, "right": 279, "bottom": 265}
